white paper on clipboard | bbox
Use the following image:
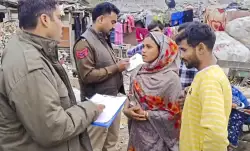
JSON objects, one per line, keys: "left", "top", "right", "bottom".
{"left": 127, "top": 54, "right": 144, "bottom": 71}
{"left": 90, "top": 94, "right": 126, "bottom": 124}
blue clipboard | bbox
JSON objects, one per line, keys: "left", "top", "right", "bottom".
{"left": 91, "top": 101, "right": 125, "bottom": 128}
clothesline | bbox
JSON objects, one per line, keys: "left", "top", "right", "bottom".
{"left": 111, "top": 9, "right": 194, "bottom": 46}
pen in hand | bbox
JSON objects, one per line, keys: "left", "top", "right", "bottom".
{"left": 85, "top": 97, "right": 105, "bottom": 112}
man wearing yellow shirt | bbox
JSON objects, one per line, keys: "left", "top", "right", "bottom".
{"left": 176, "top": 22, "right": 232, "bottom": 151}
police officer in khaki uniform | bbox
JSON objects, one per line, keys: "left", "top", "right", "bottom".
{"left": 73, "top": 2, "right": 129, "bottom": 151}
{"left": 0, "top": 0, "right": 104, "bottom": 151}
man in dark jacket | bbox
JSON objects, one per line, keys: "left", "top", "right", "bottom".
{"left": 73, "top": 2, "right": 129, "bottom": 151}
{"left": 0, "top": 0, "right": 104, "bottom": 150}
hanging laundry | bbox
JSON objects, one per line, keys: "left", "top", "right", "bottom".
{"left": 163, "top": 11, "right": 172, "bottom": 26}
{"left": 110, "top": 29, "right": 115, "bottom": 44}
{"left": 153, "top": 15, "right": 164, "bottom": 23}
{"left": 135, "top": 20, "right": 145, "bottom": 28}
{"left": 114, "top": 22, "right": 123, "bottom": 45}
{"left": 74, "top": 15, "right": 81, "bottom": 40}
{"left": 123, "top": 15, "right": 135, "bottom": 33}
{"left": 165, "top": 27, "right": 173, "bottom": 37}
{"left": 164, "top": 27, "right": 178, "bottom": 39}
{"left": 81, "top": 13, "right": 89, "bottom": 33}
{"left": 183, "top": 9, "right": 194, "bottom": 23}
{"left": 87, "top": 17, "right": 92, "bottom": 28}
{"left": 146, "top": 14, "right": 153, "bottom": 28}
{"left": 0, "top": 13, "right": 5, "bottom": 22}
{"left": 135, "top": 27, "right": 149, "bottom": 43}
{"left": 171, "top": 11, "right": 184, "bottom": 26}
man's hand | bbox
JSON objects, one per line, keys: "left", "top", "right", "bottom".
{"left": 92, "top": 104, "right": 105, "bottom": 121}
{"left": 117, "top": 58, "right": 130, "bottom": 72}
{"left": 97, "top": 104, "right": 105, "bottom": 113}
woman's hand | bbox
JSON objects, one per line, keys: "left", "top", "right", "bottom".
{"left": 123, "top": 105, "right": 147, "bottom": 121}
{"left": 183, "top": 86, "right": 191, "bottom": 97}
{"left": 177, "top": 97, "right": 185, "bottom": 110}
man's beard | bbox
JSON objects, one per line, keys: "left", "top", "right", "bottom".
{"left": 183, "top": 59, "right": 199, "bottom": 69}
{"left": 102, "top": 28, "right": 114, "bottom": 35}
{"left": 108, "top": 28, "right": 114, "bottom": 35}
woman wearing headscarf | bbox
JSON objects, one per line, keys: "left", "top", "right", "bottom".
{"left": 123, "top": 32, "right": 182, "bottom": 151}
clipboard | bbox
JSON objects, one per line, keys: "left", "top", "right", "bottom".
{"left": 89, "top": 94, "right": 127, "bottom": 128}
{"left": 91, "top": 101, "right": 125, "bottom": 127}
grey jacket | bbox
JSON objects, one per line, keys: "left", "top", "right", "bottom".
{"left": 0, "top": 31, "right": 99, "bottom": 151}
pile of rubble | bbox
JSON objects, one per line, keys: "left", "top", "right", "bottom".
{"left": 0, "top": 21, "right": 18, "bottom": 62}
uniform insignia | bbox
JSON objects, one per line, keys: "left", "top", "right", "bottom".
{"left": 76, "top": 48, "right": 88, "bottom": 59}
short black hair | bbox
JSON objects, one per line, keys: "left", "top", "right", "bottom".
{"left": 147, "top": 20, "right": 164, "bottom": 31}
{"left": 92, "top": 2, "right": 120, "bottom": 22}
{"left": 18, "top": 0, "right": 58, "bottom": 30}
{"left": 178, "top": 22, "right": 191, "bottom": 32}
{"left": 135, "top": 20, "right": 145, "bottom": 28}
{"left": 177, "top": 21, "right": 200, "bottom": 32}
{"left": 176, "top": 22, "right": 216, "bottom": 50}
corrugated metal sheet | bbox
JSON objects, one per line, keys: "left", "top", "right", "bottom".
{"left": 90, "top": 0, "right": 209, "bottom": 13}
{"left": 90, "top": 0, "right": 167, "bottom": 12}
{"left": 1, "top": 0, "right": 89, "bottom": 4}
{"left": 89, "top": 0, "right": 247, "bottom": 12}
{"left": 105, "top": 0, "right": 167, "bottom": 12}
{"left": 3, "top": 0, "right": 17, "bottom": 3}
{"left": 0, "top": 5, "right": 6, "bottom": 10}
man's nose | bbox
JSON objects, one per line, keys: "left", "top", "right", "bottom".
{"left": 142, "top": 48, "right": 146, "bottom": 54}
{"left": 179, "top": 51, "right": 184, "bottom": 59}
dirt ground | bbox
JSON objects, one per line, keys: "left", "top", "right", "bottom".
{"left": 116, "top": 72, "right": 131, "bottom": 151}
{"left": 115, "top": 71, "right": 134, "bottom": 151}
{"left": 116, "top": 113, "right": 129, "bottom": 151}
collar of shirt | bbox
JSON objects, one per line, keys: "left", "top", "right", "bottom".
{"left": 19, "top": 30, "right": 59, "bottom": 62}
{"left": 89, "top": 27, "right": 113, "bottom": 49}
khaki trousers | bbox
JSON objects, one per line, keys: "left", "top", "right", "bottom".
{"left": 88, "top": 112, "right": 121, "bottom": 151}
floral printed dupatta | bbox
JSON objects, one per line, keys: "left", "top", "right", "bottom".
{"left": 128, "top": 32, "right": 182, "bottom": 151}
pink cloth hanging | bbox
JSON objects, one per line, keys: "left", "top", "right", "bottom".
{"left": 123, "top": 15, "right": 135, "bottom": 33}
{"left": 127, "top": 15, "right": 135, "bottom": 33}
{"left": 135, "top": 27, "right": 149, "bottom": 43}
{"left": 114, "top": 22, "right": 123, "bottom": 45}
{"left": 167, "top": 27, "right": 173, "bottom": 37}
{"left": 123, "top": 21, "right": 127, "bottom": 33}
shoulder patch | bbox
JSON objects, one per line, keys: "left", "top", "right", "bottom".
{"left": 76, "top": 48, "right": 89, "bottom": 59}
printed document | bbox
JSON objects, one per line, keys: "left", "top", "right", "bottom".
{"left": 127, "top": 54, "right": 144, "bottom": 71}
{"left": 90, "top": 94, "right": 126, "bottom": 124}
